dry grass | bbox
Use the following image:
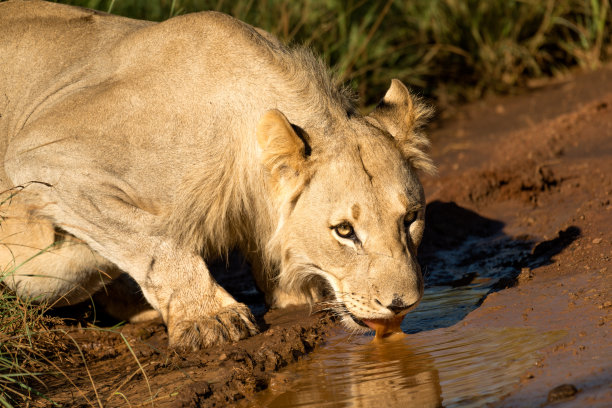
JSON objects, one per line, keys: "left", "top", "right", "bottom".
{"left": 0, "top": 186, "right": 120, "bottom": 407}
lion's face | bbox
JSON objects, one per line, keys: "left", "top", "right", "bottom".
{"left": 257, "top": 79, "right": 433, "bottom": 331}
{"left": 280, "top": 126, "right": 426, "bottom": 330}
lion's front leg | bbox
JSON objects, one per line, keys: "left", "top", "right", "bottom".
{"left": 135, "top": 242, "right": 259, "bottom": 350}
{"left": 3, "top": 180, "right": 259, "bottom": 350}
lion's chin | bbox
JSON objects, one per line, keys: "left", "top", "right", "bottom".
{"left": 341, "top": 313, "right": 405, "bottom": 337}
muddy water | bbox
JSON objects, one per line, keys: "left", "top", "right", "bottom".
{"left": 251, "top": 286, "right": 564, "bottom": 407}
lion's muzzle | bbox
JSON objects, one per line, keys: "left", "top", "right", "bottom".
{"left": 336, "top": 252, "right": 423, "bottom": 334}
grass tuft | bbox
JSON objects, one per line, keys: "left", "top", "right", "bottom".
{"left": 0, "top": 284, "right": 62, "bottom": 406}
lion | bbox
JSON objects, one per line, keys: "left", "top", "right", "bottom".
{"left": 0, "top": 0, "right": 434, "bottom": 349}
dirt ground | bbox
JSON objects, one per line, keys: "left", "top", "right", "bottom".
{"left": 32, "top": 65, "right": 611, "bottom": 407}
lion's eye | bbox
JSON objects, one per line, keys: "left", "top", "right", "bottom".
{"left": 404, "top": 212, "right": 417, "bottom": 229}
{"left": 333, "top": 222, "right": 356, "bottom": 239}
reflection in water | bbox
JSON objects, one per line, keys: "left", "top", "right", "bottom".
{"left": 412, "top": 328, "right": 564, "bottom": 406}
{"left": 255, "top": 332, "right": 442, "bottom": 408}
{"left": 249, "top": 283, "right": 565, "bottom": 408}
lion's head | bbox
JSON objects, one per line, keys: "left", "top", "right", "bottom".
{"left": 257, "top": 79, "right": 434, "bottom": 332}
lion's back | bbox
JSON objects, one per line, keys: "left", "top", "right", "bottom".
{"left": 0, "top": 1, "right": 156, "bottom": 189}
{"left": 0, "top": 1, "right": 278, "bottom": 145}
{"left": 0, "top": 1, "right": 151, "bottom": 100}
{"left": 0, "top": 3, "right": 252, "bottom": 190}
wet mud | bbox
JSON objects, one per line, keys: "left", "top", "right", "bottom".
{"left": 32, "top": 66, "right": 612, "bottom": 406}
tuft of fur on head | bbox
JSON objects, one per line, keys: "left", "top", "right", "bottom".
{"left": 367, "top": 79, "right": 436, "bottom": 176}
{"left": 263, "top": 44, "right": 358, "bottom": 126}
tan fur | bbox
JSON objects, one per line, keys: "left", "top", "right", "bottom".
{"left": 0, "top": 1, "right": 434, "bottom": 349}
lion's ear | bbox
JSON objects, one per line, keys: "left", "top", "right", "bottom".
{"left": 368, "top": 79, "right": 436, "bottom": 175}
{"left": 256, "top": 109, "right": 308, "bottom": 181}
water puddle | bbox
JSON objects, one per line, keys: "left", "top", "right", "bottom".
{"left": 251, "top": 323, "right": 563, "bottom": 408}
{"left": 402, "top": 279, "right": 492, "bottom": 334}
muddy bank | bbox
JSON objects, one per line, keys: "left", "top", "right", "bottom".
{"left": 32, "top": 65, "right": 612, "bottom": 407}
{"left": 37, "top": 305, "right": 331, "bottom": 407}
{"left": 423, "top": 65, "right": 612, "bottom": 407}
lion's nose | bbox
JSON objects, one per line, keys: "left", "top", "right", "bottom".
{"left": 376, "top": 294, "right": 419, "bottom": 314}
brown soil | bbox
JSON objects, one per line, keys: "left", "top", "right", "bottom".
{"left": 31, "top": 65, "right": 612, "bottom": 407}
{"left": 34, "top": 305, "right": 332, "bottom": 407}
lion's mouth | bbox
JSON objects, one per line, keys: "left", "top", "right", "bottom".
{"left": 325, "top": 289, "right": 405, "bottom": 333}
{"left": 344, "top": 307, "right": 405, "bottom": 337}
{"left": 332, "top": 302, "right": 369, "bottom": 328}
{"left": 347, "top": 311, "right": 369, "bottom": 328}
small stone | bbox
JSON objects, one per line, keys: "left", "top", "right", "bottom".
{"left": 518, "top": 267, "right": 533, "bottom": 284}
{"left": 518, "top": 268, "right": 533, "bottom": 283}
{"left": 547, "top": 384, "right": 578, "bottom": 402}
{"left": 602, "top": 301, "right": 612, "bottom": 309}
{"left": 218, "top": 353, "right": 227, "bottom": 361}
{"left": 592, "top": 238, "right": 603, "bottom": 244}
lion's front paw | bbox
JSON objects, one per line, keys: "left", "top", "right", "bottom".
{"left": 168, "top": 303, "right": 259, "bottom": 350}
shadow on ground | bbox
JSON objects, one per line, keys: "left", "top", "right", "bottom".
{"left": 404, "top": 201, "right": 579, "bottom": 334}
